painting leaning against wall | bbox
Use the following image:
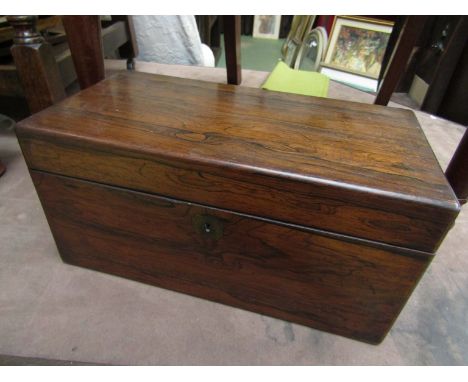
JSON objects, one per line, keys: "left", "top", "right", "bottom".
{"left": 324, "top": 16, "right": 393, "bottom": 79}
{"left": 253, "top": 15, "right": 282, "bottom": 39}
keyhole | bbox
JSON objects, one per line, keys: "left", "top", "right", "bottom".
{"left": 204, "top": 223, "right": 212, "bottom": 233}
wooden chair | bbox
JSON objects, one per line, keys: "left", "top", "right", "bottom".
{"left": 374, "top": 16, "right": 429, "bottom": 107}
{"left": 3, "top": 15, "right": 240, "bottom": 177}
{"left": 2, "top": 15, "right": 138, "bottom": 114}
{"left": 61, "top": 15, "right": 241, "bottom": 89}
{"left": 1, "top": 15, "right": 138, "bottom": 175}
{"left": 2, "top": 14, "right": 233, "bottom": 180}
{"left": 6, "top": 15, "right": 240, "bottom": 108}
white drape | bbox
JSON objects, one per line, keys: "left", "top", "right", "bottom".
{"left": 133, "top": 15, "right": 213, "bottom": 66}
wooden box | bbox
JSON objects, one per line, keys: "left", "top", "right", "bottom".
{"left": 16, "top": 72, "right": 460, "bottom": 344}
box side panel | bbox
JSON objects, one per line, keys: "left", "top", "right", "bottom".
{"left": 31, "top": 170, "right": 432, "bottom": 344}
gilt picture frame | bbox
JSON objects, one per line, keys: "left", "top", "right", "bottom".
{"left": 323, "top": 16, "right": 393, "bottom": 80}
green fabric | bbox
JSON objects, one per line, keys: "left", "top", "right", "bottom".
{"left": 217, "top": 35, "right": 285, "bottom": 72}
{"left": 262, "top": 61, "right": 329, "bottom": 98}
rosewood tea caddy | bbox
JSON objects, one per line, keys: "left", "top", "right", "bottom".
{"left": 16, "top": 72, "right": 460, "bottom": 344}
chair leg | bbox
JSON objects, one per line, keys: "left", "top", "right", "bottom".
{"left": 375, "top": 16, "right": 428, "bottom": 106}
{"left": 7, "top": 16, "right": 66, "bottom": 114}
{"left": 62, "top": 16, "right": 105, "bottom": 90}
{"left": 127, "top": 58, "right": 135, "bottom": 71}
{"left": 223, "top": 16, "right": 242, "bottom": 85}
{"left": 446, "top": 128, "right": 468, "bottom": 205}
{"left": 111, "top": 15, "right": 139, "bottom": 68}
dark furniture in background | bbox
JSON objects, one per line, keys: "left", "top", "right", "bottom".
{"left": 8, "top": 16, "right": 67, "bottom": 115}
{"left": 279, "top": 16, "right": 294, "bottom": 38}
{"left": 240, "top": 16, "right": 254, "bottom": 36}
{"left": 222, "top": 16, "right": 241, "bottom": 85}
{"left": 5, "top": 15, "right": 241, "bottom": 116}
{"left": 446, "top": 130, "right": 468, "bottom": 205}
{"left": 62, "top": 16, "right": 106, "bottom": 90}
{"left": 420, "top": 16, "right": 468, "bottom": 125}
{"left": 373, "top": 15, "right": 468, "bottom": 204}
{"left": 194, "top": 16, "right": 242, "bottom": 80}
{"left": 375, "top": 15, "right": 468, "bottom": 127}
{"left": 437, "top": 38, "right": 468, "bottom": 126}
{"left": 1, "top": 15, "right": 240, "bottom": 176}
{"left": 1, "top": 15, "right": 138, "bottom": 118}
{"left": 375, "top": 16, "right": 429, "bottom": 106}
{"left": 195, "top": 16, "right": 222, "bottom": 64}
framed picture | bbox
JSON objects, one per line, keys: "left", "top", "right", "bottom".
{"left": 281, "top": 15, "right": 316, "bottom": 66}
{"left": 294, "top": 26, "right": 328, "bottom": 71}
{"left": 323, "top": 16, "right": 393, "bottom": 79}
{"left": 283, "top": 39, "right": 299, "bottom": 67}
{"left": 253, "top": 15, "right": 281, "bottom": 39}
{"left": 320, "top": 64, "right": 379, "bottom": 92}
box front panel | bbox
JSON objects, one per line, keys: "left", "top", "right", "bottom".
{"left": 31, "top": 171, "right": 431, "bottom": 344}
{"left": 18, "top": 137, "right": 457, "bottom": 253}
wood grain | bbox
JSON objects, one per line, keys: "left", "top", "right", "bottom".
{"left": 8, "top": 16, "right": 66, "bottom": 113}
{"left": 32, "top": 171, "right": 432, "bottom": 344}
{"left": 17, "top": 71, "right": 459, "bottom": 252}
{"left": 62, "top": 16, "right": 105, "bottom": 90}
{"left": 0, "top": 15, "right": 62, "bottom": 44}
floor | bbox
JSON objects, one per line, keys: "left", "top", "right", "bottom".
{"left": 0, "top": 60, "right": 467, "bottom": 365}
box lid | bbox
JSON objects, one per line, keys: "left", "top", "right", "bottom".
{"left": 17, "top": 71, "right": 460, "bottom": 253}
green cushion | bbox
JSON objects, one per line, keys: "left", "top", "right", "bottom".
{"left": 262, "top": 61, "right": 329, "bottom": 98}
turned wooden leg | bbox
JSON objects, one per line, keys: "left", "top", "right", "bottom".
{"left": 62, "top": 16, "right": 105, "bottom": 89}
{"left": 446, "top": 128, "right": 468, "bottom": 205}
{"left": 7, "top": 15, "right": 66, "bottom": 114}
{"left": 223, "top": 15, "right": 242, "bottom": 85}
